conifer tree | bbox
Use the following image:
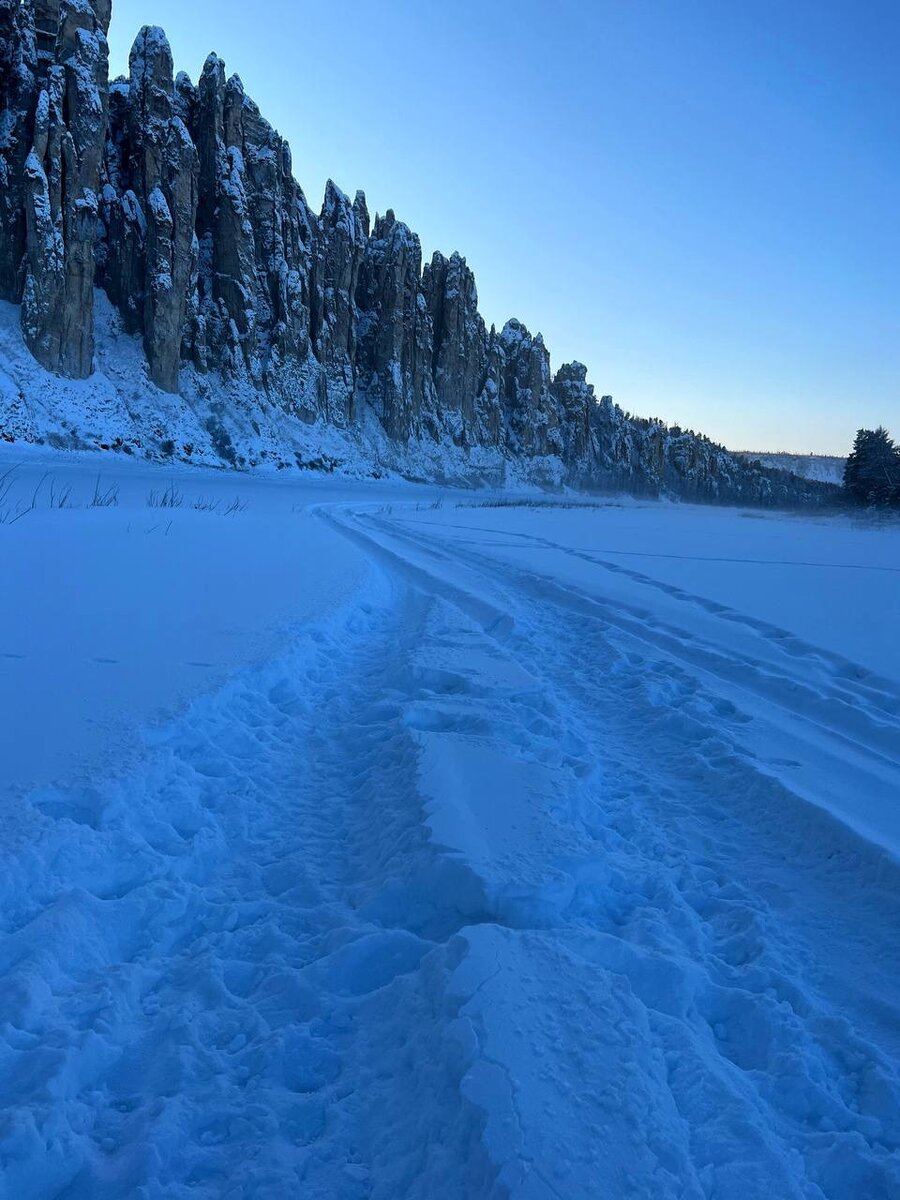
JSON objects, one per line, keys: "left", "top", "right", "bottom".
{"left": 843, "top": 427, "right": 900, "bottom": 505}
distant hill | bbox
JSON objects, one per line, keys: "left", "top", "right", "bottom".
{"left": 736, "top": 453, "right": 846, "bottom": 487}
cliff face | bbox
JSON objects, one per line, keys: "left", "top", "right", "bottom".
{"left": 0, "top": 1, "right": 832, "bottom": 505}
{"left": 7, "top": 0, "right": 110, "bottom": 379}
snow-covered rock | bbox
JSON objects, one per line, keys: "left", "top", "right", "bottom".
{"left": 737, "top": 451, "right": 847, "bottom": 486}
{"left": 20, "top": 0, "right": 110, "bottom": 379}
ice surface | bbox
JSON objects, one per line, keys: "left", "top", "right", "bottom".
{"left": 0, "top": 453, "right": 898, "bottom": 1198}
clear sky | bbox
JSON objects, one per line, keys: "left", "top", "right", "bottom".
{"left": 108, "top": 0, "right": 900, "bottom": 456}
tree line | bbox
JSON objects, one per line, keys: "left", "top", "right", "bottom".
{"left": 843, "top": 427, "right": 900, "bottom": 507}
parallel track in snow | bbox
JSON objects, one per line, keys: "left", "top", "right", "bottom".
{"left": 0, "top": 498, "right": 898, "bottom": 1199}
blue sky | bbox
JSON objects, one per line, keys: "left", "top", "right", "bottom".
{"left": 108, "top": 0, "right": 899, "bottom": 455}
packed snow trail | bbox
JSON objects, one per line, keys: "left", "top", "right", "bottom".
{"left": 0, "top": 567, "right": 504, "bottom": 1198}
{"left": 0, "top": 489, "right": 898, "bottom": 1198}
{"left": 328, "top": 504, "right": 900, "bottom": 1198}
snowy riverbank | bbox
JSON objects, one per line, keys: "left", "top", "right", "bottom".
{"left": 1, "top": 453, "right": 898, "bottom": 1198}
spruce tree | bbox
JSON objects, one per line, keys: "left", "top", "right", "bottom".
{"left": 843, "top": 427, "right": 900, "bottom": 505}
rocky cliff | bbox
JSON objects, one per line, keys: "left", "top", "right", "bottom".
{"left": 0, "top": 0, "right": 832, "bottom": 505}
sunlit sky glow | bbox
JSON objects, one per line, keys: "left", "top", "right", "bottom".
{"left": 109, "top": 0, "right": 900, "bottom": 456}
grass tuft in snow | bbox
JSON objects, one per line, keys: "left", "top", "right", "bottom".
{"left": 455, "top": 497, "right": 625, "bottom": 511}
{"left": 48, "top": 478, "right": 74, "bottom": 509}
{"left": 90, "top": 476, "right": 119, "bottom": 508}
{"left": 147, "top": 483, "right": 184, "bottom": 509}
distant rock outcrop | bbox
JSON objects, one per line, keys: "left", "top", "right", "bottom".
{"left": 736, "top": 452, "right": 847, "bottom": 488}
{"left": 0, "top": 1, "right": 834, "bottom": 506}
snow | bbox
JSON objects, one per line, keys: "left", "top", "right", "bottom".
{"left": 738, "top": 452, "right": 847, "bottom": 486}
{"left": 0, "top": 455, "right": 432, "bottom": 793}
{"left": 0, "top": 294, "right": 570, "bottom": 489}
{"left": 383, "top": 499, "right": 900, "bottom": 855}
{"left": 147, "top": 186, "right": 171, "bottom": 223}
{"left": 1, "top": 451, "right": 898, "bottom": 1198}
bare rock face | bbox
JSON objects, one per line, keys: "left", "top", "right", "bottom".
{"left": 313, "top": 182, "right": 369, "bottom": 425}
{"left": 422, "top": 251, "right": 489, "bottom": 445}
{"left": 101, "top": 37, "right": 320, "bottom": 401}
{"left": 0, "top": 0, "right": 36, "bottom": 304}
{"left": 552, "top": 361, "right": 596, "bottom": 466}
{"left": 473, "top": 325, "right": 505, "bottom": 448}
{"left": 123, "top": 26, "right": 198, "bottom": 392}
{"left": 190, "top": 60, "right": 258, "bottom": 378}
{"left": 189, "top": 56, "right": 319, "bottom": 414}
{"left": 101, "top": 28, "right": 200, "bottom": 393}
{"left": 498, "top": 319, "right": 562, "bottom": 458}
{"left": 100, "top": 80, "right": 142, "bottom": 333}
{"left": 237, "top": 87, "right": 318, "bottom": 414}
{"left": 355, "top": 211, "right": 439, "bottom": 442}
{"left": 21, "top": 0, "right": 109, "bottom": 378}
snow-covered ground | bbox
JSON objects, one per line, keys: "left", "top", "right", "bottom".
{"left": 1, "top": 453, "right": 898, "bottom": 1199}
{"left": 0, "top": 296, "right": 563, "bottom": 489}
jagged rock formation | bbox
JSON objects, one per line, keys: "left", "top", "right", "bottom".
{"left": 0, "top": 0, "right": 35, "bottom": 306}
{"left": 14, "top": 0, "right": 110, "bottom": 377}
{"left": 552, "top": 361, "right": 597, "bottom": 467}
{"left": 355, "top": 210, "right": 440, "bottom": 443}
{"left": 112, "top": 25, "right": 198, "bottom": 392}
{"left": 313, "top": 182, "right": 368, "bottom": 425}
{"left": 0, "top": 0, "right": 834, "bottom": 506}
{"left": 422, "top": 251, "right": 490, "bottom": 444}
